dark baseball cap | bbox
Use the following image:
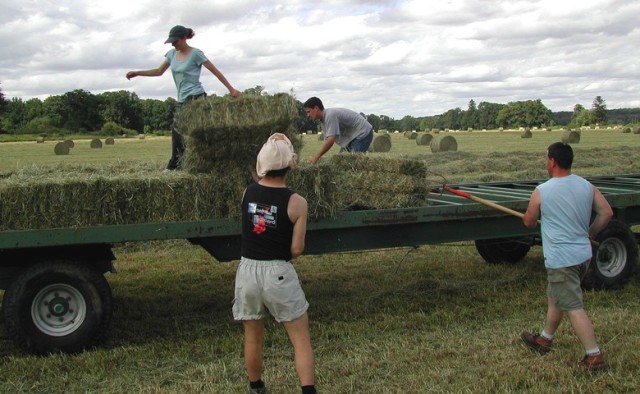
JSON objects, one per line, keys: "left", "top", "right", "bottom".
{"left": 164, "top": 25, "right": 188, "bottom": 44}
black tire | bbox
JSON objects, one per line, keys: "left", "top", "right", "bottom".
{"left": 583, "top": 219, "right": 638, "bottom": 290}
{"left": 2, "top": 261, "right": 112, "bottom": 355}
{"left": 475, "top": 237, "right": 532, "bottom": 264}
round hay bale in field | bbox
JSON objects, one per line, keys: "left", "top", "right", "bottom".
{"left": 36, "top": 136, "right": 45, "bottom": 143}
{"left": 416, "top": 133, "right": 433, "bottom": 146}
{"left": 105, "top": 137, "right": 115, "bottom": 145}
{"left": 408, "top": 132, "right": 418, "bottom": 140}
{"left": 64, "top": 139, "right": 75, "bottom": 148}
{"left": 633, "top": 127, "right": 640, "bottom": 135}
{"left": 430, "top": 135, "right": 458, "bottom": 153}
{"left": 90, "top": 138, "right": 103, "bottom": 148}
{"left": 622, "top": 127, "right": 631, "bottom": 134}
{"left": 561, "top": 130, "right": 580, "bottom": 144}
{"left": 371, "top": 134, "right": 392, "bottom": 152}
{"left": 403, "top": 131, "right": 412, "bottom": 138}
{"left": 521, "top": 128, "right": 532, "bottom": 138}
{"left": 54, "top": 141, "right": 70, "bottom": 155}
{"left": 318, "top": 133, "right": 324, "bottom": 141}
{"left": 138, "top": 134, "right": 146, "bottom": 140}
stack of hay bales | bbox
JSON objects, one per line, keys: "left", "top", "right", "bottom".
{"left": 178, "top": 93, "right": 300, "bottom": 173}
{"left": 1, "top": 94, "right": 439, "bottom": 231}
{"left": 328, "top": 155, "right": 429, "bottom": 209}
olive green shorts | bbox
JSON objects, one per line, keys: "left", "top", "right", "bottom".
{"left": 546, "top": 260, "right": 589, "bottom": 311}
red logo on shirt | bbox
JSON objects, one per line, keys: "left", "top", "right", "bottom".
{"left": 253, "top": 215, "right": 267, "bottom": 235}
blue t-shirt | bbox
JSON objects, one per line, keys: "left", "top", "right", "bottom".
{"left": 537, "top": 174, "right": 593, "bottom": 268}
{"left": 164, "top": 48, "right": 208, "bottom": 102}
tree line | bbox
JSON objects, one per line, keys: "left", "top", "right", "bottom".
{"left": 0, "top": 83, "right": 637, "bottom": 136}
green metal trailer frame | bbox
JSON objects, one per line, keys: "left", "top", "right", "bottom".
{"left": 1, "top": 173, "right": 639, "bottom": 354}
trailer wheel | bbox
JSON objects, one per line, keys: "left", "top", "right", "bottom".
{"left": 475, "top": 237, "right": 532, "bottom": 264}
{"left": 2, "top": 261, "right": 112, "bottom": 355}
{"left": 583, "top": 219, "right": 638, "bottom": 290}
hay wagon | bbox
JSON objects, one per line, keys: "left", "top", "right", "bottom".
{"left": 1, "top": 173, "right": 639, "bottom": 355}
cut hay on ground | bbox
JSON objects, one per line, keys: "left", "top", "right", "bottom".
{"left": 561, "top": 130, "right": 581, "bottom": 143}
{"left": 430, "top": 135, "right": 458, "bottom": 152}
{"left": 178, "top": 93, "right": 300, "bottom": 173}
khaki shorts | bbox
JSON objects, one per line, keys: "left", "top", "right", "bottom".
{"left": 232, "top": 257, "right": 309, "bottom": 323}
{"left": 546, "top": 260, "right": 589, "bottom": 311}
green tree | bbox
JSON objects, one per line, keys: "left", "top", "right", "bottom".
{"left": 399, "top": 115, "right": 420, "bottom": 131}
{"left": 496, "top": 99, "right": 552, "bottom": 128}
{"left": 140, "top": 98, "right": 176, "bottom": 132}
{"left": 45, "top": 89, "right": 102, "bottom": 132}
{"left": 99, "top": 90, "right": 144, "bottom": 132}
{"left": 462, "top": 99, "right": 477, "bottom": 129}
{"left": 476, "top": 102, "right": 505, "bottom": 129}
{"left": 591, "top": 96, "right": 607, "bottom": 125}
{"left": 0, "top": 82, "right": 7, "bottom": 114}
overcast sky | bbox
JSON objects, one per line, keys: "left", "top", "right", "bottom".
{"left": 1, "top": 0, "right": 638, "bottom": 119}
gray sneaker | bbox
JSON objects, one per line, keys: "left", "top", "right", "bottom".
{"left": 249, "top": 387, "right": 268, "bottom": 394}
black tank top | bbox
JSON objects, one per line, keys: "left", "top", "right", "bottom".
{"left": 241, "top": 183, "right": 294, "bottom": 261}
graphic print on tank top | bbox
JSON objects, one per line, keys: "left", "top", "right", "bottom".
{"left": 247, "top": 202, "right": 279, "bottom": 235}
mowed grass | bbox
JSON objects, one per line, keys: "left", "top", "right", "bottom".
{"left": 1, "top": 130, "right": 640, "bottom": 392}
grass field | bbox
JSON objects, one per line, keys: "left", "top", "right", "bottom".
{"left": 1, "top": 130, "right": 640, "bottom": 393}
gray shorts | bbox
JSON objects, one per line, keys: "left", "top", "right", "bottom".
{"left": 232, "top": 257, "right": 309, "bottom": 323}
{"left": 546, "top": 260, "right": 589, "bottom": 311}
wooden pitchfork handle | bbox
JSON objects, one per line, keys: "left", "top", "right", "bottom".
{"left": 443, "top": 186, "right": 599, "bottom": 246}
{"left": 444, "top": 186, "right": 529, "bottom": 220}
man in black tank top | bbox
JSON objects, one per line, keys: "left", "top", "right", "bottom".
{"left": 233, "top": 134, "right": 317, "bottom": 394}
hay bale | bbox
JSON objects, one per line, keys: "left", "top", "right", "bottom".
{"left": 139, "top": 134, "right": 146, "bottom": 140}
{"left": 371, "top": 134, "right": 392, "bottom": 152}
{"left": 90, "top": 138, "right": 103, "bottom": 148}
{"left": 521, "top": 128, "right": 532, "bottom": 138}
{"left": 561, "top": 130, "right": 580, "bottom": 143}
{"left": 54, "top": 142, "right": 70, "bottom": 155}
{"left": 65, "top": 140, "right": 75, "bottom": 148}
{"left": 633, "top": 127, "right": 640, "bottom": 135}
{"left": 318, "top": 133, "right": 324, "bottom": 141}
{"left": 178, "top": 93, "right": 299, "bottom": 173}
{"left": 36, "top": 136, "right": 45, "bottom": 144}
{"left": 416, "top": 133, "right": 433, "bottom": 146}
{"left": 622, "top": 127, "right": 631, "bottom": 134}
{"left": 105, "top": 137, "right": 115, "bottom": 145}
{"left": 430, "top": 135, "right": 458, "bottom": 152}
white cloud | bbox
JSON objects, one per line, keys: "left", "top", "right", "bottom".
{"left": 1, "top": 0, "right": 638, "bottom": 118}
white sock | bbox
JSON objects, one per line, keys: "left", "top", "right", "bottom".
{"left": 586, "top": 347, "right": 601, "bottom": 356}
{"left": 540, "top": 330, "right": 554, "bottom": 341}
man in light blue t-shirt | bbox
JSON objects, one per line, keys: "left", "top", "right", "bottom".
{"left": 303, "top": 97, "right": 374, "bottom": 164}
{"left": 520, "top": 142, "right": 612, "bottom": 372}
